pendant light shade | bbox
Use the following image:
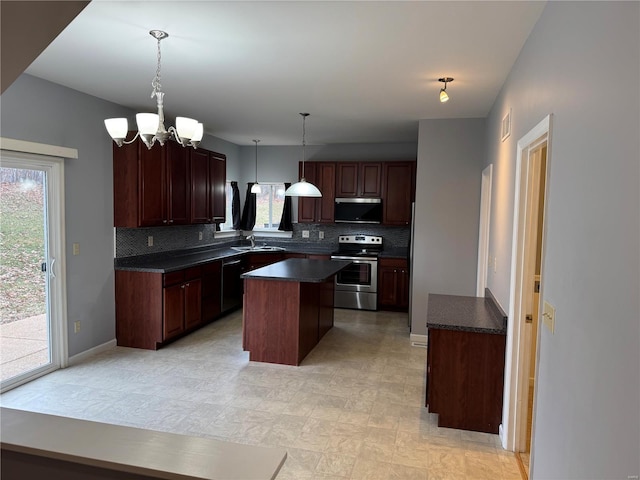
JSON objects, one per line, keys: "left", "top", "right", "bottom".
{"left": 251, "top": 139, "right": 262, "bottom": 194}
{"left": 285, "top": 113, "right": 322, "bottom": 197}
{"left": 438, "top": 77, "right": 453, "bottom": 103}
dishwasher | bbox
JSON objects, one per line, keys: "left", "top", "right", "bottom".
{"left": 221, "top": 257, "right": 244, "bottom": 313}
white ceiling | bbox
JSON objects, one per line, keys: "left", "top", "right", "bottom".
{"left": 26, "top": 1, "right": 545, "bottom": 146}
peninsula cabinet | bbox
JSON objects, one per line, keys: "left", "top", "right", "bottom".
{"left": 116, "top": 266, "right": 205, "bottom": 350}
{"left": 297, "top": 162, "right": 336, "bottom": 223}
{"left": 336, "top": 162, "right": 382, "bottom": 198}
{"left": 382, "top": 161, "right": 415, "bottom": 226}
{"left": 378, "top": 258, "right": 409, "bottom": 311}
{"left": 113, "top": 136, "right": 226, "bottom": 227}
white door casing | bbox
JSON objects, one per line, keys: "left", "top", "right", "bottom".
{"left": 477, "top": 164, "right": 493, "bottom": 296}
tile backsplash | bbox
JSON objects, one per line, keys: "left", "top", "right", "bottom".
{"left": 115, "top": 223, "right": 409, "bottom": 258}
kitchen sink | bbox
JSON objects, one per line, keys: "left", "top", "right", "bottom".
{"left": 230, "top": 245, "right": 286, "bottom": 252}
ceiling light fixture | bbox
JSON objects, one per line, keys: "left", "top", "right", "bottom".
{"left": 439, "top": 77, "right": 454, "bottom": 103}
{"left": 104, "top": 30, "right": 203, "bottom": 150}
{"left": 251, "top": 139, "right": 262, "bottom": 194}
{"left": 285, "top": 113, "right": 322, "bottom": 197}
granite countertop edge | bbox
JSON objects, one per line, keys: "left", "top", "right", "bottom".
{"left": 241, "top": 259, "right": 352, "bottom": 283}
{"left": 426, "top": 290, "right": 508, "bottom": 335}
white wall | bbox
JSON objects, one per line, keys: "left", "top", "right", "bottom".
{"left": 411, "top": 118, "right": 486, "bottom": 335}
{"left": 484, "top": 2, "right": 639, "bottom": 478}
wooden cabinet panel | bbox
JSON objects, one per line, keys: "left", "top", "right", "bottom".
{"left": 316, "top": 163, "right": 335, "bottom": 223}
{"left": 426, "top": 328, "right": 506, "bottom": 434}
{"left": 378, "top": 258, "right": 409, "bottom": 311}
{"left": 163, "top": 283, "right": 185, "bottom": 340}
{"left": 166, "top": 141, "right": 190, "bottom": 225}
{"left": 297, "top": 162, "right": 317, "bottom": 223}
{"left": 335, "top": 163, "right": 358, "bottom": 197}
{"left": 382, "top": 162, "right": 415, "bottom": 226}
{"left": 184, "top": 279, "right": 202, "bottom": 330}
{"left": 210, "top": 152, "right": 227, "bottom": 223}
{"left": 190, "top": 149, "right": 210, "bottom": 223}
{"left": 360, "top": 163, "right": 382, "bottom": 197}
{"left": 336, "top": 162, "right": 381, "bottom": 197}
{"left": 138, "top": 141, "right": 166, "bottom": 226}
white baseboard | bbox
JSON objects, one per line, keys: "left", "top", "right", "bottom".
{"left": 68, "top": 339, "right": 117, "bottom": 367}
{"left": 410, "top": 333, "right": 427, "bottom": 347}
{"left": 499, "top": 423, "right": 508, "bottom": 449}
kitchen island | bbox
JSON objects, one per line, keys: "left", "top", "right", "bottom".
{"left": 426, "top": 291, "right": 507, "bottom": 434}
{"left": 241, "top": 258, "right": 351, "bottom": 366}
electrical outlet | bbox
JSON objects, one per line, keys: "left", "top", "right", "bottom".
{"left": 319, "top": 231, "right": 324, "bottom": 240}
{"left": 148, "top": 236, "right": 153, "bottom": 247}
{"left": 302, "top": 230, "right": 310, "bottom": 238}
{"left": 72, "top": 243, "right": 80, "bottom": 256}
{"left": 74, "top": 321, "right": 81, "bottom": 334}
{"left": 198, "top": 231, "right": 203, "bottom": 241}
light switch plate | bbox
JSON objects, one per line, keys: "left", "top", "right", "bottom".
{"left": 543, "top": 301, "right": 555, "bottom": 334}
{"left": 147, "top": 236, "right": 154, "bottom": 247}
{"left": 72, "top": 243, "right": 80, "bottom": 256}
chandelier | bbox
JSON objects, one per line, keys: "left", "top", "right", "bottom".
{"left": 104, "top": 30, "right": 203, "bottom": 150}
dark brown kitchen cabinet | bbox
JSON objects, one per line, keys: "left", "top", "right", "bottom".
{"left": 426, "top": 327, "right": 506, "bottom": 434}
{"left": 245, "top": 252, "right": 285, "bottom": 272}
{"left": 336, "top": 162, "right": 382, "bottom": 198}
{"left": 382, "top": 161, "right": 415, "bottom": 226}
{"left": 113, "top": 136, "right": 225, "bottom": 227}
{"left": 296, "top": 162, "right": 335, "bottom": 223}
{"left": 113, "top": 137, "right": 190, "bottom": 227}
{"left": 115, "top": 266, "right": 202, "bottom": 350}
{"left": 378, "top": 257, "right": 409, "bottom": 311}
{"left": 209, "top": 152, "right": 227, "bottom": 223}
{"left": 202, "top": 260, "right": 222, "bottom": 322}
{"left": 190, "top": 149, "right": 210, "bottom": 223}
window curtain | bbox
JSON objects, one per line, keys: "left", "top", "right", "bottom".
{"left": 239, "top": 182, "right": 256, "bottom": 231}
{"left": 231, "top": 181, "right": 241, "bottom": 230}
{"left": 278, "top": 182, "right": 293, "bottom": 231}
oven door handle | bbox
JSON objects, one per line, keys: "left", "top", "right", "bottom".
{"left": 330, "top": 256, "right": 377, "bottom": 263}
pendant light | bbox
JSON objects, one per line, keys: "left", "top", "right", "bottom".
{"left": 285, "top": 113, "right": 322, "bottom": 197}
{"left": 439, "top": 77, "right": 454, "bottom": 103}
{"left": 251, "top": 139, "right": 261, "bottom": 194}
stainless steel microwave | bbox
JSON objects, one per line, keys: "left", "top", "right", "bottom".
{"left": 334, "top": 198, "right": 382, "bottom": 223}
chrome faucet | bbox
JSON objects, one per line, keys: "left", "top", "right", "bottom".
{"left": 246, "top": 234, "right": 255, "bottom": 248}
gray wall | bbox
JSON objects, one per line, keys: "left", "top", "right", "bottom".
{"left": 0, "top": 74, "right": 241, "bottom": 356}
{"left": 411, "top": 118, "right": 486, "bottom": 335}
{"left": 484, "top": 2, "right": 639, "bottom": 478}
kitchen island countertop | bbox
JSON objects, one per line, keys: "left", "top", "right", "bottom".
{"left": 241, "top": 258, "right": 351, "bottom": 283}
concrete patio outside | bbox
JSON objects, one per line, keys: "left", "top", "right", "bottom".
{"left": 0, "top": 314, "right": 49, "bottom": 383}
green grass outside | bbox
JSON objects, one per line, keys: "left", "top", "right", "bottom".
{"left": 0, "top": 172, "right": 46, "bottom": 324}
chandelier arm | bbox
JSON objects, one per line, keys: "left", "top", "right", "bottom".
{"left": 122, "top": 132, "right": 141, "bottom": 145}
{"left": 166, "top": 126, "right": 187, "bottom": 147}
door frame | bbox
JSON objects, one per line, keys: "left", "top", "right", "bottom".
{"left": 1, "top": 139, "right": 73, "bottom": 392}
{"left": 502, "top": 115, "right": 552, "bottom": 456}
{"left": 476, "top": 164, "right": 493, "bottom": 296}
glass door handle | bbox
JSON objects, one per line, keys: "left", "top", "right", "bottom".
{"left": 49, "top": 258, "right": 56, "bottom": 279}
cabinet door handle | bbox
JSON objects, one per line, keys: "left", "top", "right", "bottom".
{"left": 181, "top": 285, "right": 185, "bottom": 289}
{"left": 163, "top": 220, "right": 168, "bottom": 224}
{"left": 169, "top": 219, "right": 174, "bottom": 224}
{"left": 186, "top": 283, "right": 190, "bottom": 287}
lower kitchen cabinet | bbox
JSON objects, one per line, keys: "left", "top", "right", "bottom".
{"left": 116, "top": 265, "right": 208, "bottom": 350}
{"left": 378, "top": 258, "right": 409, "bottom": 311}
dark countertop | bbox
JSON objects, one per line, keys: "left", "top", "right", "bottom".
{"left": 241, "top": 258, "right": 352, "bottom": 283}
{"left": 114, "top": 242, "right": 404, "bottom": 273}
{"left": 427, "top": 291, "right": 507, "bottom": 335}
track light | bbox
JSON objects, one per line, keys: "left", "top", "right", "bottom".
{"left": 439, "top": 77, "right": 454, "bottom": 103}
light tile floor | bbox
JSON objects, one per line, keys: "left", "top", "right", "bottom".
{"left": 0, "top": 309, "right": 521, "bottom": 480}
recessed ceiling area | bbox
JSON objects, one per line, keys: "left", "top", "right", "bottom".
{"left": 25, "top": 1, "right": 546, "bottom": 146}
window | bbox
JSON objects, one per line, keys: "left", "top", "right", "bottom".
{"left": 255, "top": 183, "right": 285, "bottom": 230}
{"left": 218, "top": 182, "right": 286, "bottom": 231}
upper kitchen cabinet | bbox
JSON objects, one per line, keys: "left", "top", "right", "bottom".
{"left": 114, "top": 138, "right": 190, "bottom": 227}
{"left": 113, "top": 137, "right": 226, "bottom": 227}
{"left": 209, "top": 152, "right": 227, "bottom": 223}
{"left": 382, "top": 161, "right": 415, "bottom": 226}
{"left": 190, "top": 149, "right": 227, "bottom": 224}
{"left": 297, "top": 162, "right": 335, "bottom": 223}
{"left": 336, "top": 162, "right": 382, "bottom": 198}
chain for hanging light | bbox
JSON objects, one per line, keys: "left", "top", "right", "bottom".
{"left": 104, "top": 30, "right": 203, "bottom": 150}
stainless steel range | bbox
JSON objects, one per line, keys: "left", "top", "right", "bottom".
{"left": 330, "top": 235, "right": 383, "bottom": 311}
